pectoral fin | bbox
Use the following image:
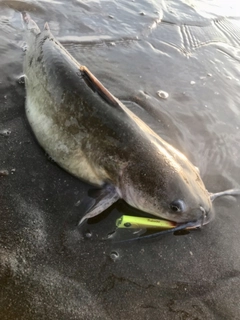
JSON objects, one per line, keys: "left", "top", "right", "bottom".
{"left": 78, "top": 184, "right": 119, "bottom": 226}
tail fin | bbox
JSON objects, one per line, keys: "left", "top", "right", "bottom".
{"left": 21, "top": 12, "right": 41, "bottom": 35}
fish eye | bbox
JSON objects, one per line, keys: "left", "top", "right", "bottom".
{"left": 170, "top": 200, "right": 185, "bottom": 213}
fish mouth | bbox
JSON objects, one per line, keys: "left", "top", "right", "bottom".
{"left": 174, "top": 206, "right": 211, "bottom": 231}
{"left": 174, "top": 188, "right": 240, "bottom": 229}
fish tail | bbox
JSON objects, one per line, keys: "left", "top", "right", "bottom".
{"left": 22, "top": 11, "right": 30, "bottom": 26}
{"left": 21, "top": 11, "right": 41, "bottom": 35}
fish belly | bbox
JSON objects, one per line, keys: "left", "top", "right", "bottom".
{"left": 25, "top": 93, "right": 108, "bottom": 186}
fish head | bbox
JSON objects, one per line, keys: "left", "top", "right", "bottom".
{"left": 121, "top": 145, "right": 214, "bottom": 226}
{"left": 157, "top": 167, "right": 214, "bottom": 226}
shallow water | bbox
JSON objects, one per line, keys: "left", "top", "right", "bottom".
{"left": 1, "top": 0, "right": 240, "bottom": 319}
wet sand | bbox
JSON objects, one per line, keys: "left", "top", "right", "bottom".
{"left": 0, "top": 1, "right": 240, "bottom": 319}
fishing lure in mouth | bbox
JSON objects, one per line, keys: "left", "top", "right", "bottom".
{"left": 116, "top": 215, "right": 177, "bottom": 230}
{"left": 113, "top": 215, "right": 198, "bottom": 242}
{"left": 113, "top": 189, "right": 240, "bottom": 242}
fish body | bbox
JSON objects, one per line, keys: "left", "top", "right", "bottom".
{"left": 22, "top": 13, "right": 214, "bottom": 226}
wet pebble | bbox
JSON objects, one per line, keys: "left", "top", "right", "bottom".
{"left": 22, "top": 44, "right": 27, "bottom": 52}
{"left": 0, "top": 170, "right": 9, "bottom": 177}
{"left": 110, "top": 251, "right": 119, "bottom": 261}
{"left": 85, "top": 230, "right": 92, "bottom": 239}
{"left": 157, "top": 90, "right": 169, "bottom": 99}
{"left": 0, "top": 129, "right": 11, "bottom": 137}
{"left": 75, "top": 199, "right": 81, "bottom": 207}
{"left": 18, "top": 75, "right": 26, "bottom": 84}
{"left": 107, "top": 230, "right": 116, "bottom": 239}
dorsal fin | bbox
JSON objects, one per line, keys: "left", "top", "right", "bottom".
{"left": 80, "top": 66, "right": 123, "bottom": 110}
{"left": 80, "top": 66, "right": 165, "bottom": 139}
{"left": 80, "top": 66, "right": 167, "bottom": 144}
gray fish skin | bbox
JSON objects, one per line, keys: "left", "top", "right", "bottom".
{"left": 23, "top": 13, "right": 213, "bottom": 225}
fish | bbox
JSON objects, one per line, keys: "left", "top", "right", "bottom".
{"left": 22, "top": 12, "right": 240, "bottom": 233}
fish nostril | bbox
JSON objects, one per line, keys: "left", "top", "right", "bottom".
{"left": 200, "top": 206, "right": 206, "bottom": 215}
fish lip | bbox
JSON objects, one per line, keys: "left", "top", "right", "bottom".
{"left": 180, "top": 214, "right": 211, "bottom": 230}
{"left": 174, "top": 220, "right": 200, "bottom": 230}
{"left": 170, "top": 209, "right": 212, "bottom": 230}
{"left": 178, "top": 207, "right": 212, "bottom": 229}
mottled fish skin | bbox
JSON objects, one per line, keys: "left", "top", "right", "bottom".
{"left": 23, "top": 13, "right": 213, "bottom": 224}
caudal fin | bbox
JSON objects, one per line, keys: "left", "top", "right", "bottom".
{"left": 21, "top": 12, "right": 41, "bottom": 35}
